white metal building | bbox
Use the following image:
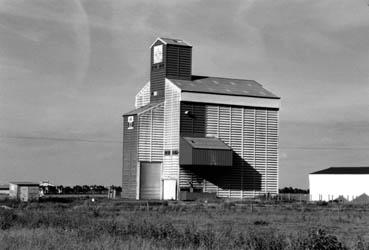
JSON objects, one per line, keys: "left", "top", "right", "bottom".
{"left": 9, "top": 182, "right": 40, "bottom": 202}
{"left": 309, "top": 167, "right": 369, "bottom": 201}
{"left": 122, "top": 37, "right": 281, "bottom": 200}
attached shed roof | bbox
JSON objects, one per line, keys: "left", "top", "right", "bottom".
{"left": 169, "top": 76, "right": 279, "bottom": 99}
{"left": 182, "top": 137, "right": 231, "bottom": 150}
{"left": 310, "top": 167, "right": 369, "bottom": 175}
{"left": 9, "top": 181, "right": 39, "bottom": 186}
{"left": 123, "top": 101, "right": 164, "bottom": 116}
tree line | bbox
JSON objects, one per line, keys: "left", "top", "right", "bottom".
{"left": 40, "top": 185, "right": 122, "bottom": 195}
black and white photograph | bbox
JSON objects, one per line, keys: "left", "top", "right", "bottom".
{"left": 0, "top": 0, "right": 368, "bottom": 249}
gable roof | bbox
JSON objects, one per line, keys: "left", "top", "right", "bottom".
{"left": 310, "top": 167, "right": 369, "bottom": 175}
{"left": 168, "top": 76, "right": 279, "bottom": 99}
{"left": 123, "top": 101, "right": 164, "bottom": 116}
{"left": 150, "top": 37, "right": 192, "bottom": 47}
{"left": 10, "top": 181, "right": 39, "bottom": 186}
{"left": 182, "top": 137, "right": 231, "bottom": 150}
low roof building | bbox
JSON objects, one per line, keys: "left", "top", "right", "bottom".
{"left": 309, "top": 167, "right": 369, "bottom": 201}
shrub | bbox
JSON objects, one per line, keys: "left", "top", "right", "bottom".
{"left": 0, "top": 209, "right": 17, "bottom": 230}
{"left": 254, "top": 220, "right": 269, "bottom": 226}
{"left": 299, "top": 229, "right": 347, "bottom": 250}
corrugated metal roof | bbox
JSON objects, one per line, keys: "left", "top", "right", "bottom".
{"left": 169, "top": 76, "right": 279, "bottom": 99}
{"left": 9, "top": 181, "right": 39, "bottom": 186}
{"left": 150, "top": 37, "right": 192, "bottom": 47}
{"left": 310, "top": 167, "right": 369, "bottom": 175}
{"left": 182, "top": 137, "right": 231, "bottom": 150}
{"left": 123, "top": 101, "right": 164, "bottom": 116}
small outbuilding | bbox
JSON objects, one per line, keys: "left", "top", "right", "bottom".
{"left": 0, "top": 184, "right": 9, "bottom": 195}
{"left": 9, "top": 182, "right": 40, "bottom": 201}
{"left": 309, "top": 167, "right": 369, "bottom": 201}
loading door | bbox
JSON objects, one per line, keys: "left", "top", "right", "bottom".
{"left": 139, "top": 162, "right": 161, "bottom": 200}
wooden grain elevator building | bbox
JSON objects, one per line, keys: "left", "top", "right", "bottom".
{"left": 122, "top": 38, "right": 280, "bottom": 200}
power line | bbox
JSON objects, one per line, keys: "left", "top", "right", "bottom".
{"left": 0, "top": 135, "right": 122, "bottom": 144}
{"left": 281, "top": 146, "right": 369, "bottom": 150}
{"left": 1, "top": 135, "right": 368, "bottom": 150}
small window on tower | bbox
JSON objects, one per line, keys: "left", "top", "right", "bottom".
{"left": 153, "top": 91, "right": 158, "bottom": 96}
{"left": 164, "top": 150, "right": 171, "bottom": 156}
{"left": 127, "top": 116, "right": 134, "bottom": 129}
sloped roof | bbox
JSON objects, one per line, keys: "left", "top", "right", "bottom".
{"left": 352, "top": 193, "right": 369, "bottom": 204}
{"left": 123, "top": 101, "right": 164, "bottom": 116}
{"left": 310, "top": 167, "right": 369, "bottom": 175}
{"left": 150, "top": 37, "right": 192, "bottom": 47}
{"left": 182, "top": 137, "right": 231, "bottom": 150}
{"left": 169, "top": 76, "right": 279, "bottom": 99}
{"left": 10, "top": 181, "right": 39, "bottom": 186}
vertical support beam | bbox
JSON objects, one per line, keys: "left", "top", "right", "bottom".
{"left": 265, "top": 110, "right": 268, "bottom": 194}
{"left": 229, "top": 106, "right": 232, "bottom": 198}
{"left": 136, "top": 162, "right": 140, "bottom": 200}
{"left": 217, "top": 106, "right": 220, "bottom": 196}
{"left": 241, "top": 108, "right": 244, "bottom": 199}
{"left": 150, "top": 109, "right": 153, "bottom": 161}
{"left": 253, "top": 109, "right": 256, "bottom": 197}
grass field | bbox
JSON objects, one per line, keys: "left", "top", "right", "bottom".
{"left": 0, "top": 198, "right": 368, "bottom": 249}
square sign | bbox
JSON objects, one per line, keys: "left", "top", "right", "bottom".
{"left": 153, "top": 45, "right": 163, "bottom": 64}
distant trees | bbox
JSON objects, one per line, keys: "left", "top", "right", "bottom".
{"left": 279, "top": 187, "right": 309, "bottom": 194}
{"left": 40, "top": 185, "right": 119, "bottom": 195}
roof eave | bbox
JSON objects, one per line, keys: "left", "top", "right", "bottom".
{"left": 180, "top": 89, "right": 281, "bottom": 99}
{"left": 149, "top": 37, "right": 192, "bottom": 48}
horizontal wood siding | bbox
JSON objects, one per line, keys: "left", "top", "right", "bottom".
{"left": 122, "top": 115, "right": 138, "bottom": 199}
{"left": 179, "top": 102, "right": 279, "bottom": 198}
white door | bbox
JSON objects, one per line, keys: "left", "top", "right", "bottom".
{"left": 163, "top": 179, "right": 177, "bottom": 200}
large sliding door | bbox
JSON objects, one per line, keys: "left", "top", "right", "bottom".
{"left": 139, "top": 162, "right": 161, "bottom": 199}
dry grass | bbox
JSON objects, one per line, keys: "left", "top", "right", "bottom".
{"left": 0, "top": 198, "right": 368, "bottom": 249}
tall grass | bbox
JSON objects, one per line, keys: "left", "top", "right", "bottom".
{"left": 0, "top": 199, "right": 368, "bottom": 249}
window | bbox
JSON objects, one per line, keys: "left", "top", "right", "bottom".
{"left": 164, "top": 150, "right": 171, "bottom": 156}
{"left": 152, "top": 91, "right": 158, "bottom": 96}
{"left": 172, "top": 150, "right": 179, "bottom": 155}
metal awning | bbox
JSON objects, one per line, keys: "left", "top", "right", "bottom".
{"left": 180, "top": 137, "right": 233, "bottom": 167}
{"left": 182, "top": 137, "right": 231, "bottom": 150}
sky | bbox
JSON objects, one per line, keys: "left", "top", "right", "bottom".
{"left": 0, "top": 0, "right": 368, "bottom": 188}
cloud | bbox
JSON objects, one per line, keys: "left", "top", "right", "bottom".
{"left": 0, "top": 0, "right": 368, "bottom": 187}
{"left": 280, "top": 152, "right": 288, "bottom": 159}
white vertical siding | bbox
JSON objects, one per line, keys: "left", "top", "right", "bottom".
{"left": 230, "top": 107, "right": 242, "bottom": 198}
{"left": 266, "top": 110, "right": 279, "bottom": 193}
{"left": 163, "top": 81, "right": 181, "bottom": 179}
{"left": 255, "top": 109, "right": 267, "bottom": 194}
{"left": 138, "top": 104, "right": 164, "bottom": 162}
{"left": 179, "top": 103, "right": 279, "bottom": 199}
{"left": 243, "top": 108, "right": 256, "bottom": 197}
{"left": 135, "top": 82, "right": 151, "bottom": 108}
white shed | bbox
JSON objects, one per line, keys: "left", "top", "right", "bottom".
{"left": 9, "top": 182, "right": 40, "bottom": 202}
{"left": 309, "top": 167, "right": 369, "bottom": 201}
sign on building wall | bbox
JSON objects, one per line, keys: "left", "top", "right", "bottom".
{"left": 128, "top": 116, "right": 134, "bottom": 129}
